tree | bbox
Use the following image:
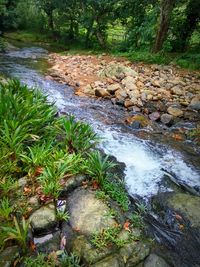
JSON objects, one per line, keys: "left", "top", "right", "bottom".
{"left": 153, "top": 0, "right": 176, "bottom": 52}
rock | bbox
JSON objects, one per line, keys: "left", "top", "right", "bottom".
{"left": 128, "top": 90, "right": 140, "bottom": 99}
{"left": 68, "top": 189, "right": 116, "bottom": 235}
{"left": 72, "top": 235, "right": 112, "bottom": 264}
{"left": 126, "top": 115, "right": 150, "bottom": 128}
{"left": 189, "top": 95, "right": 200, "bottom": 110}
{"left": 122, "top": 76, "right": 137, "bottom": 91}
{"left": 171, "top": 86, "right": 183, "bottom": 96}
{"left": 120, "top": 241, "right": 150, "bottom": 266}
{"left": 151, "top": 80, "right": 160, "bottom": 87}
{"left": 107, "top": 84, "right": 121, "bottom": 94}
{"left": 115, "top": 89, "right": 128, "bottom": 100}
{"left": 167, "top": 107, "right": 183, "bottom": 117}
{"left": 136, "top": 81, "right": 144, "bottom": 88}
{"left": 91, "top": 254, "right": 125, "bottom": 267}
{"left": 149, "top": 112, "right": 160, "bottom": 121}
{"left": 124, "top": 98, "right": 138, "bottom": 108}
{"left": 18, "top": 177, "right": 27, "bottom": 188}
{"left": 95, "top": 88, "right": 110, "bottom": 98}
{"left": 83, "top": 84, "right": 94, "bottom": 96}
{"left": 167, "top": 193, "right": 200, "bottom": 228}
{"left": 60, "top": 175, "right": 87, "bottom": 197}
{"left": 144, "top": 253, "right": 171, "bottom": 267}
{"left": 147, "top": 94, "right": 153, "bottom": 101}
{"left": 0, "top": 246, "right": 20, "bottom": 267}
{"left": 161, "top": 114, "right": 173, "bottom": 125}
{"left": 30, "top": 203, "right": 57, "bottom": 234}
{"left": 98, "top": 64, "right": 138, "bottom": 79}
{"left": 61, "top": 221, "right": 76, "bottom": 250}
{"left": 28, "top": 196, "right": 39, "bottom": 207}
{"left": 36, "top": 231, "right": 61, "bottom": 253}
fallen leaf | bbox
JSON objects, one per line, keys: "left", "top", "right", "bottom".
{"left": 82, "top": 181, "right": 88, "bottom": 189}
{"left": 60, "top": 235, "right": 66, "bottom": 250}
{"left": 123, "top": 220, "right": 130, "bottom": 231}
{"left": 23, "top": 187, "right": 32, "bottom": 194}
{"left": 179, "top": 224, "right": 184, "bottom": 230}
{"left": 92, "top": 180, "right": 99, "bottom": 190}
{"left": 30, "top": 241, "right": 36, "bottom": 251}
{"left": 175, "top": 214, "right": 182, "bottom": 221}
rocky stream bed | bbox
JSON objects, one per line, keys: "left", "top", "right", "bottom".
{"left": 0, "top": 45, "right": 200, "bottom": 267}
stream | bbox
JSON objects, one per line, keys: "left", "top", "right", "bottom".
{"left": 0, "top": 45, "right": 199, "bottom": 200}
{"left": 1, "top": 44, "right": 200, "bottom": 266}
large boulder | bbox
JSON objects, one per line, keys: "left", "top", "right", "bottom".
{"left": 144, "top": 253, "right": 171, "bottom": 267}
{"left": 68, "top": 189, "right": 116, "bottom": 235}
{"left": 166, "top": 193, "right": 200, "bottom": 228}
{"left": 91, "top": 254, "right": 125, "bottom": 267}
{"left": 98, "top": 64, "right": 138, "bottom": 79}
{"left": 29, "top": 203, "right": 57, "bottom": 234}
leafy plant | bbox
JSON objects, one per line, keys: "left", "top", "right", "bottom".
{"left": 0, "top": 197, "right": 13, "bottom": 220}
{"left": 0, "top": 176, "right": 17, "bottom": 195}
{"left": 91, "top": 226, "right": 127, "bottom": 249}
{"left": 86, "top": 151, "right": 116, "bottom": 185}
{"left": 24, "top": 254, "right": 55, "bottom": 267}
{"left": 1, "top": 216, "right": 30, "bottom": 253}
{"left": 59, "top": 251, "right": 83, "bottom": 267}
{"left": 131, "top": 213, "right": 144, "bottom": 229}
{"left": 56, "top": 210, "right": 70, "bottom": 222}
{"left": 60, "top": 115, "right": 99, "bottom": 154}
{"left": 102, "top": 178, "right": 129, "bottom": 211}
{"left": 20, "top": 143, "right": 52, "bottom": 176}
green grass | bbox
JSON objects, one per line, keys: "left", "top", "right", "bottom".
{"left": 5, "top": 30, "right": 200, "bottom": 70}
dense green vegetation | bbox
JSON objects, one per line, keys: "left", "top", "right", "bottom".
{"left": 0, "top": 0, "right": 199, "bottom": 68}
{"left": 0, "top": 80, "right": 130, "bottom": 263}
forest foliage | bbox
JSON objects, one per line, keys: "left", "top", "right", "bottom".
{"left": 0, "top": 0, "right": 199, "bottom": 56}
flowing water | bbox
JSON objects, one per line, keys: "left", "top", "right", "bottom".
{"left": 0, "top": 46, "right": 200, "bottom": 200}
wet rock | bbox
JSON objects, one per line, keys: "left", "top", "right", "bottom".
{"left": 144, "top": 253, "right": 171, "bottom": 267}
{"left": 167, "top": 107, "right": 183, "bottom": 117}
{"left": 91, "top": 254, "right": 125, "bottom": 267}
{"left": 161, "top": 114, "right": 173, "bottom": 125}
{"left": 0, "top": 246, "right": 20, "bottom": 267}
{"left": 68, "top": 189, "right": 116, "bottom": 235}
{"left": 60, "top": 174, "right": 86, "bottom": 196}
{"left": 36, "top": 231, "right": 61, "bottom": 253}
{"left": 95, "top": 88, "right": 110, "bottom": 98}
{"left": 120, "top": 241, "right": 150, "bottom": 266}
{"left": 149, "top": 112, "right": 160, "bottom": 121}
{"left": 72, "top": 235, "right": 112, "bottom": 264}
{"left": 167, "top": 193, "right": 200, "bottom": 228}
{"left": 61, "top": 221, "right": 76, "bottom": 250}
{"left": 189, "top": 95, "right": 200, "bottom": 110}
{"left": 126, "top": 115, "right": 150, "bottom": 128}
{"left": 30, "top": 203, "right": 57, "bottom": 234}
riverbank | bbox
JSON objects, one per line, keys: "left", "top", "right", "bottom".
{"left": 48, "top": 53, "right": 200, "bottom": 146}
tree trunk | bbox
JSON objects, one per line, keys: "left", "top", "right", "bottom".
{"left": 153, "top": 0, "right": 175, "bottom": 53}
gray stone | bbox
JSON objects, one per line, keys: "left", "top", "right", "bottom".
{"left": 36, "top": 231, "right": 61, "bottom": 253}
{"left": 144, "top": 253, "right": 170, "bottom": 267}
{"left": 98, "top": 64, "right": 138, "bottom": 79}
{"left": 189, "top": 95, "right": 200, "bottom": 110}
{"left": 161, "top": 114, "right": 173, "bottom": 125}
{"left": 120, "top": 241, "right": 150, "bottom": 266}
{"left": 60, "top": 174, "right": 86, "bottom": 197}
{"left": 30, "top": 203, "right": 57, "bottom": 234}
{"left": 149, "top": 112, "right": 160, "bottom": 121}
{"left": 18, "top": 177, "right": 27, "bottom": 188}
{"left": 167, "top": 107, "right": 183, "bottom": 117}
{"left": 72, "top": 235, "right": 113, "bottom": 264}
{"left": 122, "top": 76, "right": 137, "bottom": 91}
{"left": 0, "top": 246, "right": 20, "bottom": 267}
{"left": 68, "top": 189, "right": 116, "bottom": 235}
{"left": 115, "top": 89, "right": 128, "bottom": 100}
{"left": 91, "top": 254, "right": 125, "bottom": 267}
{"left": 167, "top": 193, "right": 200, "bottom": 228}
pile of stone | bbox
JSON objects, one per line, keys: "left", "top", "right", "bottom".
{"left": 48, "top": 54, "right": 200, "bottom": 127}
